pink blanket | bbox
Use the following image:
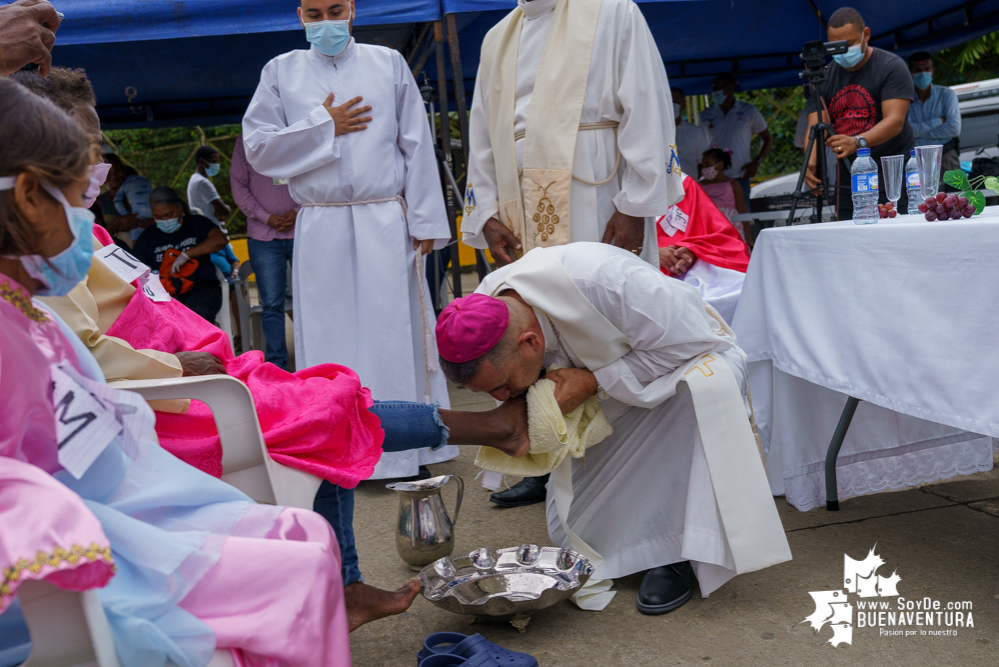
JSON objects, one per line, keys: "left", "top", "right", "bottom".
{"left": 106, "top": 277, "right": 384, "bottom": 488}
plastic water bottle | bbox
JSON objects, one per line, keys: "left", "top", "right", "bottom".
{"left": 905, "top": 149, "right": 921, "bottom": 215}
{"left": 851, "top": 148, "right": 879, "bottom": 224}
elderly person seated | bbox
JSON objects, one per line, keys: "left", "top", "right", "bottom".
{"left": 131, "top": 186, "right": 229, "bottom": 323}
{"left": 657, "top": 173, "right": 751, "bottom": 324}
{"left": 0, "top": 75, "right": 353, "bottom": 667}
{"left": 435, "top": 242, "right": 790, "bottom": 615}
{"left": 17, "top": 63, "right": 532, "bottom": 633}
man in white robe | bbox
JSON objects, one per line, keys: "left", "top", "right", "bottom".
{"left": 435, "top": 242, "right": 790, "bottom": 614}
{"left": 462, "top": 0, "right": 684, "bottom": 267}
{"left": 465, "top": 0, "right": 684, "bottom": 506}
{"left": 242, "top": 0, "right": 457, "bottom": 478}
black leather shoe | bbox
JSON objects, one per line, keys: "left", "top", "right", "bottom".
{"left": 637, "top": 561, "right": 693, "bottom": 615}
{"left": 489, "top": 474, "right": 549, "bottom": 507}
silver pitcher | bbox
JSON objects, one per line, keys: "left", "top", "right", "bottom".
{"left": 386, "top": 474, "right": 464, "bottom": 570}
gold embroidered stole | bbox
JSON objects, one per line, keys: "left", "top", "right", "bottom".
{"left": 480, "top": 0, "right": 604, "bottom": 251}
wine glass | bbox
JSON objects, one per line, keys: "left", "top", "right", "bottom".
{"left": 880, "top": 155, "right": 905, "bottom": 217}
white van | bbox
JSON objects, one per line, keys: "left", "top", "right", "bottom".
{"left": 750, "top": 78, "right": 999, "bottom": 202}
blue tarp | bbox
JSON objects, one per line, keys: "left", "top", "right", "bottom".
{"left": 42, "top": 0, "right": 999, "bottom": 127}
{"left": 53, "top": 0, "right": 442, "bottom": 44}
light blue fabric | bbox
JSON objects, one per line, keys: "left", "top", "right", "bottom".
{"left": 37, "top": 304, "right": 266, "bottom": 667}
{"left": 0, "top": 600, "right": 30, "bottom": 667}
{"left": 113, "top": 174, "right": 154, "bottom": 241}
{"left": 909, "top": 84, "right": 961, "bottom": 146}
{"left": 210, "top": 243, "right": 238, "bottom": 283}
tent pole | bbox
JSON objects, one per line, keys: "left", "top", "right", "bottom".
{"left": 406, "top": 23, "right": 431, "bottom": 66}
{"left": 435, "top": 20, "right": 463, "bottom": 299}
{"left": 445, "top": 13, "right": 470, "bottom": 178}
{"left": 410, "top": 24, "right": 435, "bottom": 78}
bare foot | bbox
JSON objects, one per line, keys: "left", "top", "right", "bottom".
{"left": 489, "top": 394, "right": 531, "bottom": 458}
{"left": 344, "top": 580, "right": 420, "bottom": 632}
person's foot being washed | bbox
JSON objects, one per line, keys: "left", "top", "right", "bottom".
{"left": 344, "top": 580, "right": 421, "bottom": 632}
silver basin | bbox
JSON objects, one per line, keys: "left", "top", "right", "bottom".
{"left": 419, "top": 545, "right": 592, "bottom": 623}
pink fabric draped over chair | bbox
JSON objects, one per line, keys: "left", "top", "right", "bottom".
{"left": 95, "top": 225, "right": 385, "bottom": 487}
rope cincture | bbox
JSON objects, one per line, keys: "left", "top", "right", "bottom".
{"left": 514, "top": 121, "right": 622, "bottom": 186}
{"left": 301, "top": 195, "right": 436, "bottom": 402}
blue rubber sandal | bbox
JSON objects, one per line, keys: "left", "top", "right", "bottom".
{"left": 417, "top": 632, "right": 538, "bottom": 667}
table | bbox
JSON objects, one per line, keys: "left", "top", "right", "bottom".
{"left": 731, "top": 206, "right": 836, "bottom": 226}
{"left": 732, "top": 208, "right": 999, "bottom": 511}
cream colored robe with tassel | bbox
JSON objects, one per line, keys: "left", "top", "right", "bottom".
{"left": 463, "top": 0, "right": 684, "bottom": 265}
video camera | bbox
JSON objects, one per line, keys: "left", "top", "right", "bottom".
{"left": 799, "top": 40, "right": 849, "bottom": 83}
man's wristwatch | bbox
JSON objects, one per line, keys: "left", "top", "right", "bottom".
{"left": 855, "top": 136, "right": 868, "bottom": 149}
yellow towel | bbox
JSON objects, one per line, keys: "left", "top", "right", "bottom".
{"left": 474, "top": 368, "right": 613, "bottom": 477}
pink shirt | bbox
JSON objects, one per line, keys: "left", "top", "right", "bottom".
{"left": 230, "top": 134, "right": 298, "bottom": 242}
{"left": 699, "top": 180, "right": 739, "bottom": 221}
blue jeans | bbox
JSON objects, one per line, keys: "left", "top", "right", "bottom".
{"left": 312, "top": 401, "right": 449, "bottom": 586}
{"left": 247, "top": 238, "right": 294, "bottom": 369}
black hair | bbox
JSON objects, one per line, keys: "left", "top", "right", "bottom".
{"left": 908, "top": 51, "right": 933, "bottom": 67}
{"left": 670, "top": 85, "right": 685, "bottom": 97}
{"left": 149, "top": 186, "right": 192, "bottom": 216}
{"left": 713, "top": 73, "right": 737, "bottom": 89}
{"left": 828, "top": 7, "right": 865, "bottom": 31}
{"left": 702, "top": 148, "right": 732, "bottom": 170}
{"left": 195, "top": 145, "right": 219, "bottom": 164}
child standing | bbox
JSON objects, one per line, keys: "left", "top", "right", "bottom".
{"left": 699, "top": 148, "right": 749, "bottom": 240}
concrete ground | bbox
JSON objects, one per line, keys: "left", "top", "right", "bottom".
{"left": 349, "top": 384, "right": 999, "bottom": 667}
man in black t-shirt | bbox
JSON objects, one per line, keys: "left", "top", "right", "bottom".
{"left": 805, "top": 7, "right": 915, "bottom": 220}
{"left": 132, "top": 187, "right": 228, "bottom": 322}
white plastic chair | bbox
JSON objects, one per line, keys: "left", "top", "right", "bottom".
{"left": 18, "top": 375, "right": 323, "bottom": 666}
{"left": 215, "top": 267, "right": 235, "bottom": 349}
{"left": 234, "top": 261, "right": 293, "bottom": 355}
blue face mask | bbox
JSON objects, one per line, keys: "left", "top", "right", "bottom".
{"left": 156, "top": 218, "right": 182, "bottom": 234}
{"left": 305, "top": 15, "right": 352, "bottom": 57}
{"left": 833, "top": 42, "right": 866, "bottom": 68}
{"left": 205, "top": 163, "right": 221, "bottom": 178}
{"left": 912, "top": 72, "right": 933, "bottom": 89}
{"left": 0, "top": 178, "right": 95, "bottom": 297}
{"left": 711, "top": 90, "right": 727, "bottom": 105}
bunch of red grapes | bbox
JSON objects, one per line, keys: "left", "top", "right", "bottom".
{"left": 917, "top": 192, "right": 974, "bottom": 221}
{"left": 876, "top": 202, "right": 898, "bottom": 218}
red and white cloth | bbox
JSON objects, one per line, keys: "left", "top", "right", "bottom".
{"left": 656, "top": 175, "right": 751, "bottom": 323}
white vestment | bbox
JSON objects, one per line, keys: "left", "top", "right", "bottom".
{"left": 242, "top": 40, "right": 457, "bottom": 477}
{"left": 477, "top": 243, "right": 790, "bottom": 597}
{"left": 463, "top": 0, "right": 683, "bottom": 266}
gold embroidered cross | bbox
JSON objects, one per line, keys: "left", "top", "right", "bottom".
{"left": 684, "top": 354, "right": 717, "bottom": 378}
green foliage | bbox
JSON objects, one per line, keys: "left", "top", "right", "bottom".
{"left": 929, "top": 31, "right": 999, "bottom": 85}
{"left": 104, "top": 124, "right": 247, "bottom": 236}
{"left": 734, "top": 87, "right": 805, "bottom": 182}
{"left": 945, "top": 169, "right": 989, "bottom": 214}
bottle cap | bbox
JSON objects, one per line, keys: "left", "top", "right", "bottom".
{"left": 911, "top": 150, "right": 916, "bottom": 156}
{"left": 857, "top": 148, "right": 871, "bottom": 157}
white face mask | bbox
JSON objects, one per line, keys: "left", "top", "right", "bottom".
{"left": 83, "top": 162, "right": 112, "bottom": 209}
{"left": 673, "top": 102, "right": 682, "bottom": 118}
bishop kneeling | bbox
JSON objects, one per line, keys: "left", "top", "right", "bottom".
{"left": 435, "top": 242, "right": 791, "bottom": 614}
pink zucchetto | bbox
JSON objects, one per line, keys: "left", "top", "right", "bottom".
{"left": 436, "top": 293, "right": 509, "bottom": 363}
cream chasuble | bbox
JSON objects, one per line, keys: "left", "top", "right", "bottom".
{"left": 477, "top": 244, "right": 791, "bottom": 607}
{"left": 465, "top": 0, "right": 684, "bottom": 263}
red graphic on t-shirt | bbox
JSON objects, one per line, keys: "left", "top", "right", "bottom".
{"left": 827, "top": 84, "right": 877, "bottom": 137}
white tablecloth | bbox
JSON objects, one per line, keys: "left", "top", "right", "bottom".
{"left": 733, "top": 208, "right": 999, "bottom": 510}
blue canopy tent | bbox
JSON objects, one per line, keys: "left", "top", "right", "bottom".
{"left": 48, "top": 0, "right": 443, "bottom": 127}
{"left": 46, "top": 1, "right": 999, "bottom": 129}
{"left": 439, "top": 0, "right": 999, "bottom": 97}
